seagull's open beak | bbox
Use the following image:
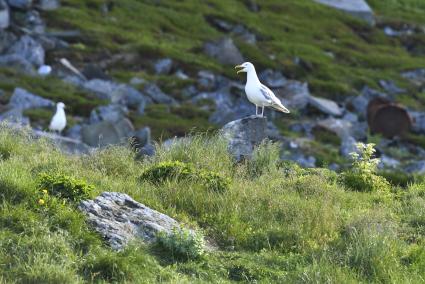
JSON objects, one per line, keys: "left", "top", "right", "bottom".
{"left": 235, "top": 65, "right": 244, "bottom": 74}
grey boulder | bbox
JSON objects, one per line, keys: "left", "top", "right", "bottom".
{"left": 314, "top": 0, "right": 374, "bottom": 25}
{"left": 7, "top": 35, "right": 44, "bottom": 67}
{"left": 81, "top": 118, "right": 134, "bottom": 147}
{"left": 7, "top": 0, "right": 32, "bottom": 9}
{"left": 221, "top": 115, "right": 267, "bottom": 161}
{"left": 38, "top": 0, "right": 60, "bottom": 10}
{"left": 9, "top": 87, "right": 54, "bottom": 110}
{"left": 79, "top": 192, "right": 181, "bottom": 250}
{"left": 90, "top": 104, "right": 128, "bottom": 124}
{"left": 204, "top": 37, "right": 244, "bottom": 65}
{"left": 0, "top": 54, "right": 35, "bottom": 74}
{"left": 144, "top": 83, "right": 177, "bottom": 105}
{"left": 153, "top": 58, "right": 173, "bottom": 75}
{"left": 0, "top": 0, "right": 9, "bottom": 29}
{"left": 308, "top": 95, "right": 343, "bottom": 117}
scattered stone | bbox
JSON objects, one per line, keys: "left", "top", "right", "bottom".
{"left": 33, "top": 129, "right": 91, "bottom": 155}
{"left": 181, "top": 85, "right": 198, "bottom": 99}
{"left": 343, "top": 112, "right": 358, "bottom": 123}
{"left": 409, "top": 111, "right": 425, "bottom": 134}
{"left": 288, "top": 153, "right": 316, "bottom": 168}
{"left": 0, "top": 54, "right": 35, "bottom": 74}
{"left": 0, "top": 31, "right": 16, "bottom": 53}
{"left": 0, "top": 0, "right": 9, "bottom": 29}
{"left": 81, "top": 118, "right": 134, "bottom": 147}
{"left": 402, "top": 69, "right": 425, "bottom": 87}
{"left": 37, "top": 65, "right": 51, "bottom": 76}
{"left": 65, "top": 124, "right": 82, "bottom": 140}
{"left": 313, "top": 0, "right": 375, "bottom": 25}
{"left": 38, "top": 0, "right": 60, "bottom": 10}
{"left": 7, "top": 0, "right": 32, "bottom": 9}
{"left": 379, "top": 80, "right": 405, "bottom": 95}
{"left": 273, "top": 80, "right": 310, "bottom": 111}
{"left": 154, "top": 58, "right": 173, "bottom": 75}
{"left": 132, "top": 126, "right": 151, "bottom": 148}
{"left": 197, "top": 70, "right": 217, "bottom": 91}
{"left": 129, "top": 77, "right": 145, "bottom": 86}
{"left": 221, "top": 115, "right": 267, "bottom": 161}
{"left": 137, "top": 143, "right": 155, "bottom": 157}
{"left": 204, "top": 37, "right": 244, "bottom": 65}
{"left": 22, "top": 10, "right": 45, "bottom": 33}
{"left": 405, "top": 161, "right": 425, "bottom": 175}
{"left": 9, "top": 87, "right": 54, "bottom": 110}
{"left": 232, "top": 24, "right": 256, "bottom": 44}
{"left": 244, "top": 0, "right": 259, "bottom": 12}
{"left": 143, "top": 83, "right": 177, "bottom": 105}
{"left": 349, "top": 86, "right": 388, "bottom": 117}
{"left": 379, "top": 155, "right": 400, "bottom": 169}
{"left": 0, "top": 108, "right": 29, "bottom": 125}
{"left": 82, "top": 64, "right": 111, "bottom": 80}
{"left": 7, "top": 35, "right": 45, "bottom": 67}
{"left": 340, "top": 136, "right": 357, "bottom": 158}
{"left": 89, "top": 104, "right": 128, "bottom": 124}
{"left": 83, "top": 79, "right": 149, "bottom": 107}
{"left": 79, "top": 192, "right": 181, "bottom": 250}
{"left": 258, "top": 69, "right": 287, "bottom": 88}
{"left": 315, "top": 117, "right": 352, "bottom": 139}
{"left": 308, "top": 95, "right": 343, "bottom": 116}
{"left": 174, "top": 69, "right": 189, "bottom": 80}
{"left": 383, "top": 26, "right": 414, "bottom": 37}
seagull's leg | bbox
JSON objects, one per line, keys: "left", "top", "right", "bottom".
{"left": 261, "top": 106, "right": 265, "bottom": 117}
{"left": 255, "top": 105, "right": 258, "bottom": 116}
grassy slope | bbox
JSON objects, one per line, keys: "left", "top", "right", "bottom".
{"left": 1, "top": 0, "right": 424, "bottom": 140}
{"left": 45, "top": 0, "right": 425, "bottom": 99}
{"left": 1, "top": 127, "right": 425, "bottom": 283}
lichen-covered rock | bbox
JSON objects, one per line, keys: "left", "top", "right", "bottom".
{"left": 204, "top": 37, "right": 244, "bottom": 65}
{"left": 221, "top": 115, "right": 267, "bottom": 161}
{"left": 81, "top": 118, "right": 134, "bottom": 147}
{"left": 78, "top": 192, "right": 180, "bottom": 250}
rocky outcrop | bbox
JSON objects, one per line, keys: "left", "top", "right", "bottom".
{"left": 314, "top": 0, "right": 375, "bottom": 25}
{"left": 79, "top": 192, "right": 181, "bottom": 250}
{"left": 221, "top": 115, "right": 267, "bottom": 161}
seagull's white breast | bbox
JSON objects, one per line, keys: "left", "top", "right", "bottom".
{"left": 49, "top": 109, "right": 67, "bottom": 132}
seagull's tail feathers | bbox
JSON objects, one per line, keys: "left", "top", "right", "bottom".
{"left": 272, "top": 102, "right": 290, "bottom": 114}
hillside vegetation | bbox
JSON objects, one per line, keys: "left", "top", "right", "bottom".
{"left": 1, "top": 126, "right": 425, "bottom": 283}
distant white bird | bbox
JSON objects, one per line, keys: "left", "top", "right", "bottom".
{"left": 235, "top": 62, "right": 290, "bottom": 117}
{"left": 49, "top": 102, "right": 67, "bottom": 134}
{"left": 37, "top": 65, "right": 52, "bottom": 77}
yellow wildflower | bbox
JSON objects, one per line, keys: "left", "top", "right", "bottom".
{"left": 42, "top": 189, "right": 48, "bottom": 194}
{"left": 38, "top": 199, "right": 45, "bottom": 205}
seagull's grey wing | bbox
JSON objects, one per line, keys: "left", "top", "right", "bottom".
{"left": 260, "top": 84, "right": 281, "bottom": 104}
{"left": 259, "top": 85, "right": 273, "bottom": 102}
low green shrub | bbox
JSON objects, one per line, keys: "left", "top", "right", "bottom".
{"left": 156, "top": 228, "right": 205, "bottom": 261}
{"left": 140, "top": 161, "right": 194, "bottom": 183}
{"left": 140, "top": 161, "right": 230, "bottom": 192}
{"left": 340, "top": 143, "right": 390, "bottom": 192}
{"left": 37, "top": 173, "right": 94, "bottom": 203}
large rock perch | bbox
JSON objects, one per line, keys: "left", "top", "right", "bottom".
{"left": 221, "top": 116, "right": 267, "bottom": 161}
{"left": 79, "top": 192, "right": 180, "bottom": 251}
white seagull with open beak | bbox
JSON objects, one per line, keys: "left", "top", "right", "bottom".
{"left": 235, "top": 62, "right": 290, "bottom": 117}
{"left": 49, "top": 102, "right": 67, "bottom": 134}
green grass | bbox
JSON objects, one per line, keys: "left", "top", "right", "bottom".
{"left": 1, "top": 127, "right": 425, "bottom": 282}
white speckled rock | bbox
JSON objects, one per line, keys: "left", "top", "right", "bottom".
{"left": 79, "top": 192, "right": 181, "bottom": 250}
{"left": 314, "top": 0, "right": 374, "bottom": 25}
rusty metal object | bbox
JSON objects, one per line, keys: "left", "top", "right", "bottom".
{"left": 367, "top": 97, "right": 412, "bottom": 138}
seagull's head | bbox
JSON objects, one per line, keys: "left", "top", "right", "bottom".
{"left": 57, "top": 102, "right": 66, "bottom": 109}
{"left": 235, "top": 62, "right": 255, "bottom": 74}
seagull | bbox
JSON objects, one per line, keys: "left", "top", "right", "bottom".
{"left": 49, "top": 102, "right": 67, "bottom": 134}
{"left": 235, "top": 62, "right": 290, "bottom": 117}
